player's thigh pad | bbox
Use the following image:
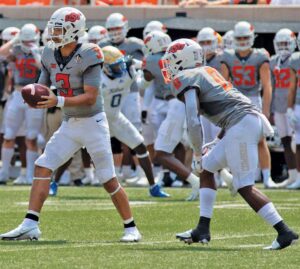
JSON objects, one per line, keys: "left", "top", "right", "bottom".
{"left": 154, "top": 99, "right": 185, "bottom": 153}
{"left": 224, "top": 114, "right": 262, "bottom": 190}
{"left": 35, "top": 121, "right": 81, "bottom": 171}
{"left": 3, "top": 92, "right": 25, "bottom": 140}
{"left": 25, "top": 107, "right": 45, "bottom": 139}
{"left": 274, "top": 112, "right": 293, "bottom": 138}
{"left": 294, "top": 105, "right": 300, "bottom": 144}
{"left": 110, "top": 113, "right": 144, "bottom": 149}
{"left": 81, "top": 112, "right": 116, "bottom": 184}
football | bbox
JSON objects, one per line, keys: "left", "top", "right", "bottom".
{"left": 21, "top": 83, "right": 50, "bottom": 108}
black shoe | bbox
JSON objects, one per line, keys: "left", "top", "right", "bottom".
{"left": 176, "top": 226, "right": 210, "bottom": 244}
{"left": 73, "top": 179, "right": 83, "bottom": 187}
{"left": 162, "top": 173, "right": 174, "bottom": 187}
{"left": 264, "top": 230, "right": 299, "bottom": 250}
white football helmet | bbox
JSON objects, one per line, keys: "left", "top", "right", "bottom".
{"left": 162, "top": 39, "right": 203, "bottom": 83}
{"left": 42, "top": 27, "right": 50, "bottom": 46}
{"left": 105, "top": 13, "right": 128, "bottom": 44}
{"left": 47, "top": 7, "right": 86, "bottom": 49}
{"left": 78, "top": 31, "right": 88, "bottom": 44}
{"left": 88, "top": 25, "right": 108, "bottom": 44}
{"left": 143, "top": 20, "right": 167, "bottom": 39}
{"left": 19, "top": 23, "right": 40, "bottom": 53}
{"left": 196, "top": 27, "right": 218, "bottom": 54}
{"left": 1, "top": 27, "right": 20, "bottom": 43}
{"left": 233, "top": 21, "right": 255, "bottom": 51}
{"left": 144, "top": 31, "right": 171, "bottom": 55}
{"left": 223, "top": 30, "right": 234, "bottom": 50}
{"left": 273, "top": 28, "right": 296, "bottom": 58}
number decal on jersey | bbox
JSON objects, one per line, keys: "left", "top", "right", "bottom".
{"left": 111, "top": 94, "right": 122, "bottom": 108}
{"left": 273, "top": 68, "right": 290, "bottom": 89}
{"left": 232, "top": 65, "right": 256, "bottom": 87}
{"left": 15, "top": 58, "right": 37, "bottom": 79}
{"left": 205, "top": 66, "right": 232, "bottom": 92}
{"left": 56, "top": 73, "right": 74, "bottom": 97}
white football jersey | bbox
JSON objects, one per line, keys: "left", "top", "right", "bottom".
{"left": 101, "top": 70, "right": 135, "bottom": 118}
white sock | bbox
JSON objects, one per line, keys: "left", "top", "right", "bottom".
{"left": 122, "top": 165, "right": 132, "bottom": 177}
{"left": 22, "top": 210, "right": 40, "bottom": 227}
{"left": 1, "top": 147, "right": 14, "bottom": 176}
{"left": 26, "top": 150, "right": 39, "bottom": 183}
{"left": 20, "top": 167, "right": 26, "bottom": 176}
{"left": 288, "top": 169, "right": 297, "bottom": 181}
{"left": 200, "top": 188, "right": 217, "bottom": 218}
{"left": 262, "top": 169, "right": 271, "bottom": 184}
{"left": 84, "top": 167, "right": 94, "bottom": 179}
{"left": 186, "top": 173, "right": 199, "bottom": 188}
{"left": 257, "top": 202, "right": 283, "bottom": 226}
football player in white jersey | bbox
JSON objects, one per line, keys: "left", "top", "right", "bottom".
{"left": 101, "top": 45, "right": 169, "bottom": 197}
{"left": 221, "top": 21, "right": 277, "bottom": 188}
{"left": 161, "top": 39, "right": 298, "bottom": 250}
{"left": 0, "top": 23, "right": 44, "bottom": 185}
{"left": 0, "top": 7, "right": 141, "bottom": 242}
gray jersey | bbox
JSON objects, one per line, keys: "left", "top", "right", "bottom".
{"left": 221, "top": 48, "right": 270, "bottom": 97}
{"left": 11, "top": 45, "right": 41, "bottom": 86}
{"left": 289, "top": 52, "right": 300, "bottom": 105}
{"left": 142, "top": 52, "right": 172, "bottom": 99}
{"left": 270, "top": 55, "right": 291, "bottom": 113}
{"left": 206, "top": 51, "right": 223, "bottom": 72}
{"left": 99, "top": 37, "right": 144, "bottom": 61}
{"left": 170, "top": 66, "right": 258, "bottom": 130}
{"left": 38, "top": 43, "right": 104, "bottom": 119}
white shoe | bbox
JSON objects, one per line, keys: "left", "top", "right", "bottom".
{"left": 120, "top": 228, "right": 142, "bottom": 242}
{"left": 287, "top": 179, "right": 300, "bottom": 189}
{"left": 0, "top": 225, "right": 41, "bottom": 241}
{"left": 264, "top": 177, "right": 278, "bottom": 189}
{"left": 13, "top": 175, "right": 30, "bottom": 185}
{"left": 171, "top": 179, "right": 183, "bottom": 188}
{"left": 82, "top": 175, "right": 93, "bottom": 185}
{"left": 276, "top": 178, "right": 296, "bottom": 188}
{"left": 91, "top": 178, "right": 100, "bottom": 186}
{"left": 220, "top": 169, "right": 237, "bottom": 197}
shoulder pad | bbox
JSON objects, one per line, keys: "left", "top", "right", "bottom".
{"left": 80, "top": 43, "right": 104, "bottom": 72}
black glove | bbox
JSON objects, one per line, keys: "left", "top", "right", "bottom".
{"left": 141, "top": 110, "right": 148, "bottom": 124}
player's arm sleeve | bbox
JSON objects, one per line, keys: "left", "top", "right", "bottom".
{"left": 258, "top": 49, "right": 270, "bottom": 69}
{"left": 184, "top": 87, "right": 203, "bottom": 156}
{"left": 37, "top": 62, "right": 51, "bottom": 87}
{"left": 83, "top": 64, "right": 102, "bottom": 89}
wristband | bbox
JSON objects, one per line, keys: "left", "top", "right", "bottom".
{"left": 56, "top": 96, "right": 65, "bottom": 107}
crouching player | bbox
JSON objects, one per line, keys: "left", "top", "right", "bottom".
{"left": 161, "top": 39, "right": 298, "bottom": 250}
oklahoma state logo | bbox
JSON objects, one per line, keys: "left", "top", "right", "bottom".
{"left": 65, "top": 13, "right": 81, "bottom": 23}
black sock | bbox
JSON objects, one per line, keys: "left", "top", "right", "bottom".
{"left": 25, "top": 213, "right": 39, "bottom": 222}
{"left": 124, "top": 220, "right": 136, "bottom": 229}
{"left": 197, "top": 216, "right": 210, "bottom": 230}
{"left": 274, "top": 221, "right": 291, "bottom": 235}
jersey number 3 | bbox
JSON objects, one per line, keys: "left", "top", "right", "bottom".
{"left": 56, "top": 73, "right": 74, "bottom": 97}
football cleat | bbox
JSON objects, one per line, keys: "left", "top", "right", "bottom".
{"left": 264, "top": 177, "right": 279, "bottom": 189}
{"left": 286, "top": 179, "right": 300, "bottom": 189}
{"left": 120, "top": 228, "right": 142, "bottom": 243}
{"left": 149, "top": 184, "right": 170, "bottom": 198}
{"left": 176, "top": 227, "right": 211, "bottom": 245}
{"left": 276, "top": 178, "right": 296, "bottom": 189}
{"left": 264, "top": 231, "right": 298, "bottom": 250}
{"left": 0, "top": 225, "right": 41, "bottom": 241}
{"left": 49, "top": 181, "right": 58, "bottom": 196}
{"left": 81, "top": 175, "right": 93, "bottom": 185}
{"left": 13, "top": 175, "right": 29, "bottom": 185}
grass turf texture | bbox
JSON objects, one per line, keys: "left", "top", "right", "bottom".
{"left": 0, "top": 185, "right": 299, "bottom": 269}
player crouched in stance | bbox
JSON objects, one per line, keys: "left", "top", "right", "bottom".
{"left": 160, "top": 39, "right": 298, "bottom": 250}
{"left": 0, "top": 7, "right": 141, "bottom": 243}
{"left": 101, "top": 45, "right": 169, "bottom": 198}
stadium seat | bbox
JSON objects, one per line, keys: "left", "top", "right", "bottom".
{"left": 18, "top": 0, "right": 51, "bottom": 5}
{"left": 0, "top": 0, "right": 17, "bottom": 5}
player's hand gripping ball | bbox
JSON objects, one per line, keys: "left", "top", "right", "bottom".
{"left": 21, "top": 83, "right": 50, "bottom": 108}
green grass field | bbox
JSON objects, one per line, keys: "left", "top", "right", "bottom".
{"left": 0, "top": 185, "right": 299, "bottom": 269}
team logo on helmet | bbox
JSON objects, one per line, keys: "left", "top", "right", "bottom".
{"left": 168, "top": 43, "right": 185, "bottom": 53}
{"left": 65, "top": 12, "right": 81, "bottom": 23}
{"left": 144, "top": 36, "right": 152, "bottom": 44}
